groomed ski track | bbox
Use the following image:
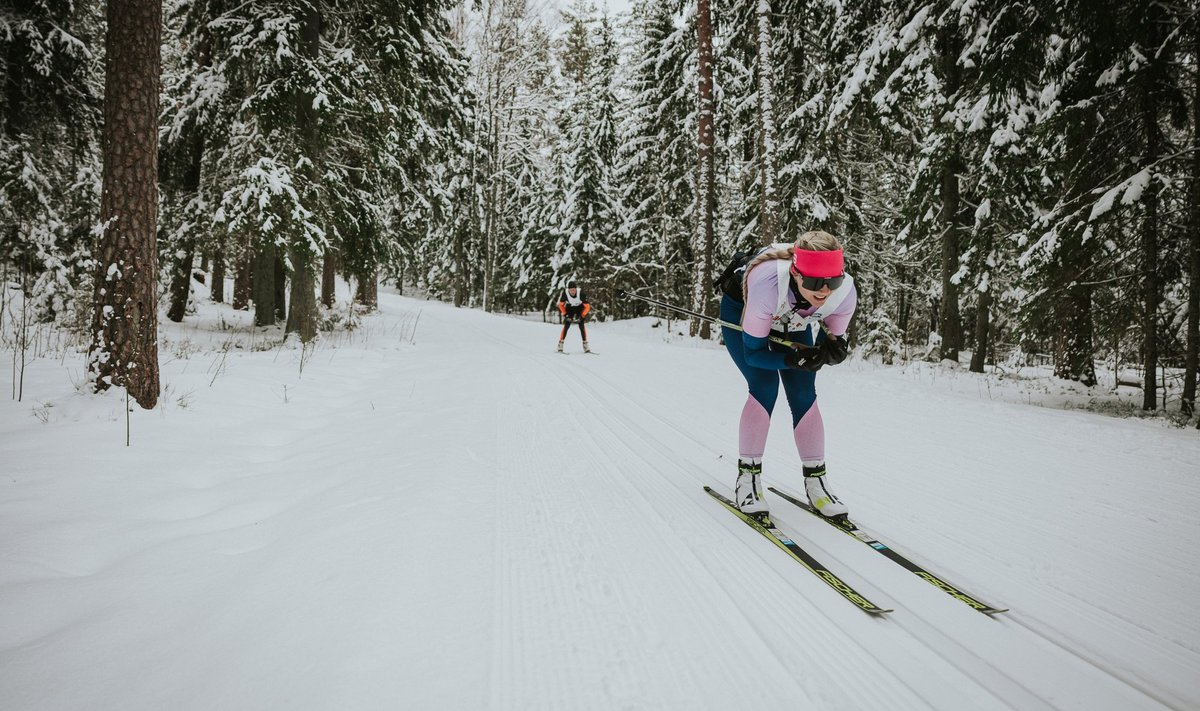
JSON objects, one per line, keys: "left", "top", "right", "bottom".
{"left": 3, "top": 292, "right": 1198, "bottom": 711}
{"left": 463, "top": 297, "right": 1197, "bottom": 710}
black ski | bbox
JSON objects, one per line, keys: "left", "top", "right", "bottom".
{"left": 703, "top": 487, "right": 892, "bottom": 615}
{"left": 767, "top": 486, "right": 1008, "bottom": 615}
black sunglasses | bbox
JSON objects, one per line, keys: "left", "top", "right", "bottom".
{"left": 793, "top": 272, "right": 845, "bottom": 291}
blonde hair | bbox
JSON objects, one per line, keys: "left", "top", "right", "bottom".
{"left": 741, "top": 230, "right": 842, "bottom": 301}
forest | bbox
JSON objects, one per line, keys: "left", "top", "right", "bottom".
{"left": 2, "top": 0, "right": 1198, "bottom": 421}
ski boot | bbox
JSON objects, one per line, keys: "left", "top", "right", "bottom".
{"left": 556, "top": 340, "right": 564, "bottom": 353}
{"left": 803, "top": 463, "right": 848, "bottom": 520}
{"left": 583, "top": 340, "right": 592, "bottom": 353}
{"left": 735, "top": 459, "right": 769, "bottom": 516}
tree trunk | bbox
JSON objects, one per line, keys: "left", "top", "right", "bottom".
{"left": 1183, "top": 21, "right": 1200, "bottom": 417}
{"left": 211, "top": 247, "right": 225, "bottom": 303}
{"left": 233, "top": 248, "right": 252, "bottom": 310}
{"left": 251, "top": 244, "right": 276, "bottom": 326}
{"left": 285, "top": 0, "right": 320, "bottom": 342}
{"left": 755, "top": 0, "right": 777, "bottom": 244}
{"left": 165, "top": 136, "right": 202, "bottom": 321}
{"left": 321, "top": 251, "right": 336, "bottom": 307}
{"left": 1053, "top": 236, "right": 1097, "bottom": 386}
{"left": 287, "top": 247, "right": 318, "bottom": 341}
{"left": 938, "top": 162, "right": 964, "bottom": 362}
{"left": 165, "top": 241, "right": 195, "bottom": 323}
{"left": 969, "top": 288, "right": 992, "bottom": 373}
{"left": 936, "top": 29, "right": 964, "bottom": 363}
{"left": 166, "top": 17, "right": 210, "bottom": 324}
{"left": 88, "top": 0, "right": 162, "bottom": 409}
{"left": 694, "top": 0, "right": 715, "bottom": 340}
{"left": 1140, "top": 22, "right": 1161, "bottom": 410}
{"left": 274, "top": 254, "right": 287, "bottom": 322}
{"left": 355, "top": 271, "right": 378, "bottom": 309}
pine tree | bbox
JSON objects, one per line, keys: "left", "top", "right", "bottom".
{"left": 89, "top": 0, "right": 162, "bottom": 407}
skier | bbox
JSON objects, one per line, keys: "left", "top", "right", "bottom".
{"left": 715, "top": 230, "right": 857, "bottom": 518}
{"left": 557, "top": 280, "right": 591, "bottom": 353}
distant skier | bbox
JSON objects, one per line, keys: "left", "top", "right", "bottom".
{"left": 713, "top": 231, "right": 857, "bottom": 518}
{"left": 557, "top": 280, "right": 591, "bottom": 353}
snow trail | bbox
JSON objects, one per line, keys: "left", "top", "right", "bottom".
{"left": 2, "top": 293, "right": 1198, "bottom": 710}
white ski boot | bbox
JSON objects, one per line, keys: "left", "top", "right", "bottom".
{"left": 556, "top": 340, "right": 564, "bottom": 353}
{"left": 735, "top": 460, "right": 768, "bottom": 515}
{"left": 583, "top": 340, "right": 592, "bottom": 353}
{"left": 803, "top": 463, "right": 848, "bottom": 519}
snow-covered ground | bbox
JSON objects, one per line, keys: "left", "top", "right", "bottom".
{"left": 2, "top": 286, "right": 1198, "bottom": 710}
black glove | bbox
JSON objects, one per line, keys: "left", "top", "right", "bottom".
{"left": 820, "top": 334, "right": 849, "bottom": 366}
{"left": 784, "top": 345, "right": 824, "bottom": 371}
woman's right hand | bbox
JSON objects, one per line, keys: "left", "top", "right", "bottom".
{"left": 784, "top": 345, "right": 824, "bottom": 371}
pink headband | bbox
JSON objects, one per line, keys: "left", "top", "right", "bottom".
{"left": 791, "top": 248, "right": 844, "bottom": 278}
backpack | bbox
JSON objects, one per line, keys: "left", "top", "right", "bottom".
{"left": 712, "top": 250, "right": 754, "bottom": 300}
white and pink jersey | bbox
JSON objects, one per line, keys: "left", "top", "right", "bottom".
{"left": 741, "top": 258, "right": 857, "bottom": 339}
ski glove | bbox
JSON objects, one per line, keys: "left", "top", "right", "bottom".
{"left": 784, "top": 345, "right": 824, "bottom": 371}
{"left": 820, "top": 334, "right": 849, "bottom": 366}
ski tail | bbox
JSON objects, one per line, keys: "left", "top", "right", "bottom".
{"left": 767, "top": 486, "right": 1007, "bottom": 615}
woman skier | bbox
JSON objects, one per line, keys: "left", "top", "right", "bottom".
{"left": 716, "top": 231, "right": 857, "bottom": 518}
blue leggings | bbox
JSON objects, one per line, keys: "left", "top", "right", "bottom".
{"left": 719, "top": 294, "right": 819, "bottom": 427}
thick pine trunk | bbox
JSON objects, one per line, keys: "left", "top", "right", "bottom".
{"left": 694, "top": 0, "right": 715, "bottom": 340}
{"left": 89, "top": 0, "right": 161, "bottom": 408}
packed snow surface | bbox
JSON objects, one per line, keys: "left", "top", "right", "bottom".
{"left": 2, "top": 290, "right": 1198, "bottom": 710}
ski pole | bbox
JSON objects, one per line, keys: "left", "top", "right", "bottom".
{"left": 615, "top": 289, "right": 806, "bottom": 349}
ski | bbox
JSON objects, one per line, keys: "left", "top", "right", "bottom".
{"left": 767, "top": 486, "right": 1008, "bottom": 615}
{"left": 703, "top": 487, "right": 892, "bottom": 615}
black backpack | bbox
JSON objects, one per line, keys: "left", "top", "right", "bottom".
{"left": 712, "top": 250, "right": 755, "bottom": 301}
